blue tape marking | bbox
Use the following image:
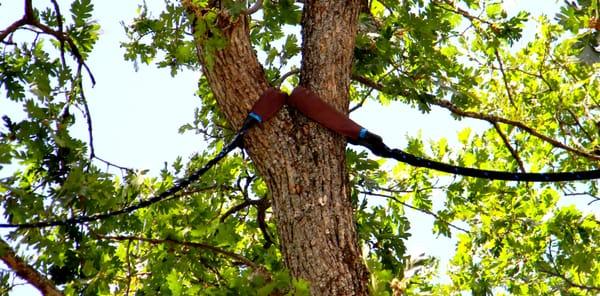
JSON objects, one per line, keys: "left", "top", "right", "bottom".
{"left": 359, "top": 128, "right": 368, "bottom": 139}
{"left": 249, "top": 112, "right": 262, "bottom": 123}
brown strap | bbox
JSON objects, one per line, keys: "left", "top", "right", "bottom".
{"left": 288, "top": 86, "right": 364, "bottom": 140}
{"left": 250, "top": 88, "right": 288, "bottom": 123}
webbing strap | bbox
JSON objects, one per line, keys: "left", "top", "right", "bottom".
{"left": 250, "top": 88, "right": 287, "bottom": 123}
{"left": 0, "top": 88, "right": 280, "bottom": 229}
{"left": 288, "top": 86, "right": 363, "bottom": 140}
{"left": 6, "top": 86, "right": 599, "bottom": 229}
{"left": 286, "top": 86, "right": 600, "bottom": 182}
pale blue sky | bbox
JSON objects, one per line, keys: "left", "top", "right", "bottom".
{"left": 0, "top": 1, "right": 584, "bottom": 295}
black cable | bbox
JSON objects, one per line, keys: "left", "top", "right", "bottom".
{"left": 352, "top": 130, "right": 600, "bottom": 182}
{"left": 0, "top": 116, "right": 258, "bottom": 229}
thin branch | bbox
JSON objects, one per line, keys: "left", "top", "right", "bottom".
{"left": 50, "top": 0, "right": 66, "bottom": 67}
{"left": 432, "top": 0, "right": 494, "bottom": 26}
{"left": 93, "top": 155, "right": 134, "bottom": 173}
{"left": 96, "top": 235, "right": 265, "bottom": 272}
{"left": 220, "top": 199, "right": 257, "bottom": 222}
{"left": 540, "top": 265, "right": 600, "bottom": 292}
{"left": 494, "top": 48, "right": 517, "bottom": 109}
{"left": 125, "top": 240, "right": 132, "bottom": 296}
{"left": 220, "top": 194, "right": 274, "bottom": 248}
{"left": 32, "top": 21, "right": 96, "bottom": 85}
{"left": 556, "top": 115, "right": 590, "bottom": 153}
{"left": 256, "top": 197, "right": 274, "bottom": 248}
{"left": 78, "top": 77, "right": 96, "bottom": 160}
{"left": 566, "top": 109, "right": 594, "bottom": 141}
{"left": 244, "top": 0, "right": 263, "bottom": 15}
{"left": 0, "top": 0, "right": 96, "bottom": 85}
{"left": 429, "top": 98, "right": 600, "bottom": 161}
{"left": 493, "top": 122, "right": 526, "bottom": 173}
{"left": 0, "top": 238, "right": 63, "bottom": 296}
{"left": 351, "top": 74, "right": 600, "bottom": 161}
{"left": 360, "top": 191, "right": 470, "bottom": 233}
{"left": 0, "top": 19, "right": 27, "bottom": 43}
{"left": 541, "top": 240, "right": 600, "bottom": 292}
{"left": 349, "top": 87, "right": 375, "bottom": 113}
{"left": 562, "top": 191, "right": 600, "bottom": 205}
{"left": 274, "top": 69, "right": 300, "bottom": 87}
{"left": 376, "top": 185, "right": 446, "bottom": 194}
{"left": 0, "top": 130, "right": 244, "bottom": 229}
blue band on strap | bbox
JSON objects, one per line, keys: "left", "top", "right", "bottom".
{"left": 249, "top": 112, "right": 262, "bottom": 123}
{"left": 359, "top": 128, "right": 368, "bottom": 139}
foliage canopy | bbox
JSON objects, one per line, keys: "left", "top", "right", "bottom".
{"left": 1, "top": 0, "right": 600, "bottom": 295}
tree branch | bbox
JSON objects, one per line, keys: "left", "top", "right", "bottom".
{"left": 432, "top": 0, "right": 494, "bottom": 26}
{"left": 220, "top": 196, "right": 274, "bottom": 248}
{"left": 96, "top": 235, "right": 266, "bottom": 273}
{"left": 0, "top": 238, "right": 63, "bottom": 296}
{"left": 255, "top": 197, "right": 274, "bottom": 248}
{"left": 562, "top": 191, "right": 600, "bottom": 205}
{"left": 349, "top": 87, "right": 375, "bottom": 113}
{"left": 0, "top": 0, "right": 95, "bottom": 85}
{"left": 493, "top": 122, "right": 526, "bottom": 173}
{"left": 351, "top": 74, "right": 600, "bottom": 161}
{"left": 49, "top": 0, "right": 66, "bottom": 67}
{"left": 360, "top": 191, "right": 469, "bottom": 233}
{"left": 0, "top": 19, "right": 27, "bottom": 43}
{"left": 541, "top": 268, "right": 600, "bottom": 292}
{"left": 274, "top": 68, "right": 300, "bottom": 87}
{"left": 244, "top": 0, "right": 263, "bottom": 15}
{"left": 220, "top": 199, "right": 257, "bottom": 222}
{"left": 428, "top": 98, "right": 600, "bottom": 161}
{"left": 494, "top": 48, "right": 517, "bottom": 109}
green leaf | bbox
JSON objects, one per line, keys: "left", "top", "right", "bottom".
{"left": 71, "top": 0, "right": 94, "bottom": 27}
{"left": 166, "top": 270, "right": 183, "bottom": 296}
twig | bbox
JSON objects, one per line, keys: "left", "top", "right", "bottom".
{"left": 220, "top": 199, "right": 257, "bottom": 222}
{"left": 542, "top": 245, "right": 600, "bottom": 292}
{"left": 0, "top": 130, "right": 245, "bottom": 229}
{"left": 375, "top": 185, "right": 446, "bottom": 194}
{"left": 349, "top": 87, "right": 374, "bottom": 113}
{"left": 494, "top": 48, "right": 517, "bottom": 109}
{"left": 432, "top": 0, "right": 494, "bottom": 26}
{"left": 96, "top": 234, "right": 265, "bottom": 272}
{"left": 562, "top": 191, "right": 600, "bottom": 205}
{"left": 566, "top": 109, "right": 594, "bottom": 141}
{"left": 76, "top": 75, "right": 97, "bottom": 160}
{"left": 93, "top": 155, "right": 134, "bottom": 173}
{"left": 493, "top": 122, "right": 526, "bottom": 173}
{"left": 429, "top": 98, "right": 600, "bottom": 161}
{"left": 351, "top": 74, "right": 600, "bottom": 161}
{"left": 274, "top": 69, "right": 300, "bottom": 87}
{"left": 360, "top": 190, "right": 470, "bottom": 233}
{"left": 220, "top": 194, "right": 274, "bottom": 248}
{"left": 125, "top": 239, "right": 132, "bottom": 296}
{"left": 49, "top": 0, "right": 66, "bottom": 67}
{"left": 0, "top": 0, "right": 96, "bottom": 85}
{"left": 255, "top": 197, "right": 273, "bottom": 248}
{"left": 244, "top": 0, "right": 263, "bottom": 15}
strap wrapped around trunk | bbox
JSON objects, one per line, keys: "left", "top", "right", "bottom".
{"left": 288, "top": 86, "right": 364, "bottom": 140}
{"left": 249, "top": 88, "right": 288, "bottom": 123}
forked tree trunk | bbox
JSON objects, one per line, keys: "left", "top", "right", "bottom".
{"left": 183, "top": 1, "right": 369, "bottom": 294}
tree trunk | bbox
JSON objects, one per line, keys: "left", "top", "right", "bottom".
{"left": 183, "top": 1, "right": 369, "bottom": 294}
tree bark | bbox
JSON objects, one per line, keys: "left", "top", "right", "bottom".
{"left": 183, "top": 1, "right": 369, "bottom": 294}
{"left": 0, "top": 239, "right": 63, "bottom": 296}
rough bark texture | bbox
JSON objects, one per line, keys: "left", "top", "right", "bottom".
{"left": 0, "top": 239, "right": 63, "bottom": 296}
{"left": 183, "top": 1, "right": 369, "bottom": 294}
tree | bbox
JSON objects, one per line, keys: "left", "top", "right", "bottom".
{"left": 1, "top": 0, "right": 599, "bottom": 295}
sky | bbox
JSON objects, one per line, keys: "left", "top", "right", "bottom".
{"left": 0, "top": 0, "right": 585, "bottom": 295}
